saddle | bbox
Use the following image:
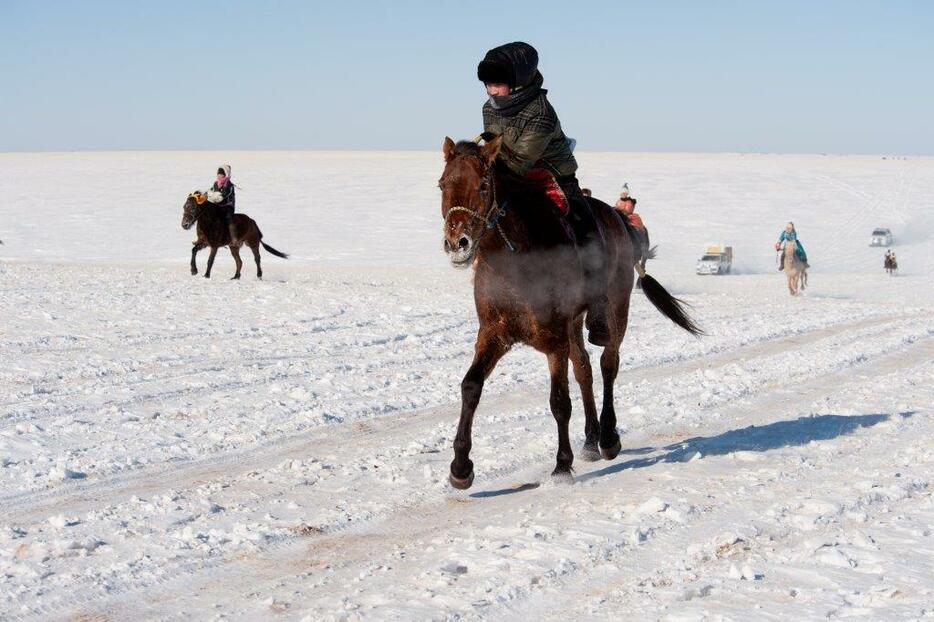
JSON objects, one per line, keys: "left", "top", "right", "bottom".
{"left": 625, "top": 212, "right": 645, "bottom": 231}
{"left": 523, "top": 168, "right": 570, "bottom": 215}
{"left": 619, "top": 211, "right": 650, "bottom": 258}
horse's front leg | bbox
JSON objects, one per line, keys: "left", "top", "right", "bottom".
{"left": 450, "top": 331, "right": 508, "bottom": 489}
{"left": 547, "top": 344, "right": 574, "bottom": 479}
{"left": 204, "top": 247, "right": 218, "bottom": 279}
{"left": 190, "top": 242, "right": 205, "bottom": 275}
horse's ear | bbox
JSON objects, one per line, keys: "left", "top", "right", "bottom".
{"left": 480, "top": 134, "right": 502, "bottom": 167}
{"left": 443, "top": 136, "right": 456, "bottom": 162}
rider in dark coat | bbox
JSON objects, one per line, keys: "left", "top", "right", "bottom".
{"left": 478, "top": 41, "right": 610, "bottom": 345}
{"left": 209, "top": 165, "right": 237, "bottom": 243}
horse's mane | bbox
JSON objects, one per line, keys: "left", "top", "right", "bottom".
{"left": 453, "top": 140, "right": 482, "bottom": 158}
{"left": 451, "top": 141, "right": 576, "bottom": 241}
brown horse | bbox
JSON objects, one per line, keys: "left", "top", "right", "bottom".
{"left": 439, "top": 137, "right": 701, "bottom": 489}
{"left": 181, "top": 191, "right": 287, "bottom": 279}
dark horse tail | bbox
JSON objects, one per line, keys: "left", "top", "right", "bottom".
{"left": 254, "top": 224, "right": 289, "bottom": 259}
{"left": 638, "top": 268, "right": 704, "bottom": 336}
{"left": 261, "top": 242, "right": 288, "bottom": 259}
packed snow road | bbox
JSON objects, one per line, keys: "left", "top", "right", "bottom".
{"left": 1, "top": 152, "right": 933, "bottom": 620}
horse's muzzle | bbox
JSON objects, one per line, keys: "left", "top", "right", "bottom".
{"left": 181, "top": 218, "right": 194, "bottom": 230}
{"left": 444, "top": 233, "right": 475, "bottom": 267}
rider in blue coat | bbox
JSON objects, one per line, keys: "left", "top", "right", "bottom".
{"left": 775, "top": 222, "right": 809, "bottom": 271}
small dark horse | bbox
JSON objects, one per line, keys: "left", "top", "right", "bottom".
{"left": 181, "top": 191, "right": 288, "bottom": 279}
{"left": 884, "top": 253, "right": 898, "bottom": 276}
{"left": 440, "top": 136, "right": 702, "bottom": 489}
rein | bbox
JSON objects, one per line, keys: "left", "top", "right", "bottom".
{"left": 444, "top": 168, "right": 517, "bottom": 253}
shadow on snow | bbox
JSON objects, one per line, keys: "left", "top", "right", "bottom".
{"left": 471, "top": 411, "right": 914, "bottom": 498}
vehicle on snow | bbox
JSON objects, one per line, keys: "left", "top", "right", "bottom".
{"left": 696, "top": 243, "right": 733, "bottom": 275}
{"left": 870, "top": 228, "right": 894, "bottom": 246}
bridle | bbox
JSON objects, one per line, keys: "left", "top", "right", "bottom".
{"left": 443, "top": 164, "right": 516, "bottom": 253}
{"left": 185, "top": 192, "right": 206, "bottom": 223}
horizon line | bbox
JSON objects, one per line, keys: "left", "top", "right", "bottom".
{"left": 0, "top": 148, "right": 928, "bottom": 158}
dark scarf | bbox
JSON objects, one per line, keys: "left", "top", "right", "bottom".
{"left": 487, "top": 71, "right": 545, "bottom": 117}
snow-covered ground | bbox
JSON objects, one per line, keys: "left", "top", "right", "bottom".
{"left": 1, "top": 151, "right": 933, "bottom": 620}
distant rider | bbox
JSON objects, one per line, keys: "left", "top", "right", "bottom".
{"left": 614, "top": 183, "right": 645, "bottom": 230}
{"left": 478, "top": 41, "right": 610, "bottom": 345}
{"left": 775, "top": 221, "right": 809, "bottom": 271}
{"left": 207, "top": 165, "right": 237, "bottom": 243}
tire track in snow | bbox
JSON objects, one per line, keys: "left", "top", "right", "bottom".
{"left": 0, "top": 311, "right": 915, "bottom": 521}
{"left": 7, "top": 316, "right": 934, "bottom": 620}
{"left": 66, "top": 336, "right": 934, "bottom": 622}
{"left": 0, "top": 314, "right": 473, "bottom": 430}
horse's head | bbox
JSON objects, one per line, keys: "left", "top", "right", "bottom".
{"left": 181, "top": 191, "right": 207, "bottom": 230}
{"left": 438, "top": 135, "right": 503, "bottom": 267}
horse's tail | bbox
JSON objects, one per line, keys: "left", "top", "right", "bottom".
{"left": 261, "top": 242, "right": 289, "bottom": 259}
{"left": 253, "top": 222, "right": 288, "bottom": 259}
{"left": 636, "top": 266, "right": 704, "bottom": 336}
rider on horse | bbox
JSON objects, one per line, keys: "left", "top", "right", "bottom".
{"left": 615, "top": 183, "right": 645, "bottom": 229}
{"left": 775, "top": 221, "right": 809, "bottom": 271}
{"left": 615, "top": 182, "right": 650, "bottom": 252}
{"left": 478, "top": 41, "right": 610, "bottom": 345}
{"left": 206, "top": 165, "right": 238, "bottom": 243}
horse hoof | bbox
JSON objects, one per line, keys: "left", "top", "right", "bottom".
{"left": 551, "top": 467, "right": 575, "bottom": 483}
{"left": 580, "top": 443, "right": 602, "bottom": 462}
{"left": 600, "top": 438, "right": 622, "bottom": 460}
{"left": 203, "top": 274, "right": 211, "bottom": 279}
{"left": 449, "top": 470, "right": 474, "bottom": 490}
{"left": 231, "top": 275, "right": 240, "bottom": 280}
{"left": 191, "top": 269, "right": 198, "bottom": 276}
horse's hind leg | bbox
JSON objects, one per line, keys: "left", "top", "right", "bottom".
{"left": 547, "top": 344, "right": 574, "bottom": 479}
{"left": 190, "top": 242, "right": 205, "bottom": 275}
{"left": 569, "top": 318, "right": 600, "bottom": 461}
{"left": 250, "top": 243, "right": 263, "bottom": 279}
{"left": 450, "top": 331, "right": 508, "bottom": 489}
{"left": 597, "top": 289, "right": 630, "bottom": 460}
{"left": 204, "top": 247, "right": 218, "bottom": 279}
{"left": 229, "top": 246, "right": 243, "bottom": 280}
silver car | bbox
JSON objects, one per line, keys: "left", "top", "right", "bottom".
{"left": 870, "top": 228, "right": 894, "bottom": 247}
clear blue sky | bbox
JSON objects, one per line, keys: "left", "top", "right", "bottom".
{"left": 2, "top": 1, "right": 932, "bottom": 154}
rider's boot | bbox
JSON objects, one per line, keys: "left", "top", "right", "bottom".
{"left": 562, "top": 179, "right": 610, "bottom": 346}
{"left": 225, "top": 210, "right": 239, "bottom": 245}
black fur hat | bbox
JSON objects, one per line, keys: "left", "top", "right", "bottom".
{"left": 477, "top": 42, "right": 539, "bottom": 88}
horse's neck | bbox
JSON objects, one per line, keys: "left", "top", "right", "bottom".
{"left": 197, "top": 208, "right": 221, "bottom": 225}
{"left": 784, "top": 242, "right": 796, "bottom": 257}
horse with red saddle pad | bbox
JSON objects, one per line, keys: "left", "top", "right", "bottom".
{"left": 440, "top": 136, "right": 701, "bottom": 489}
